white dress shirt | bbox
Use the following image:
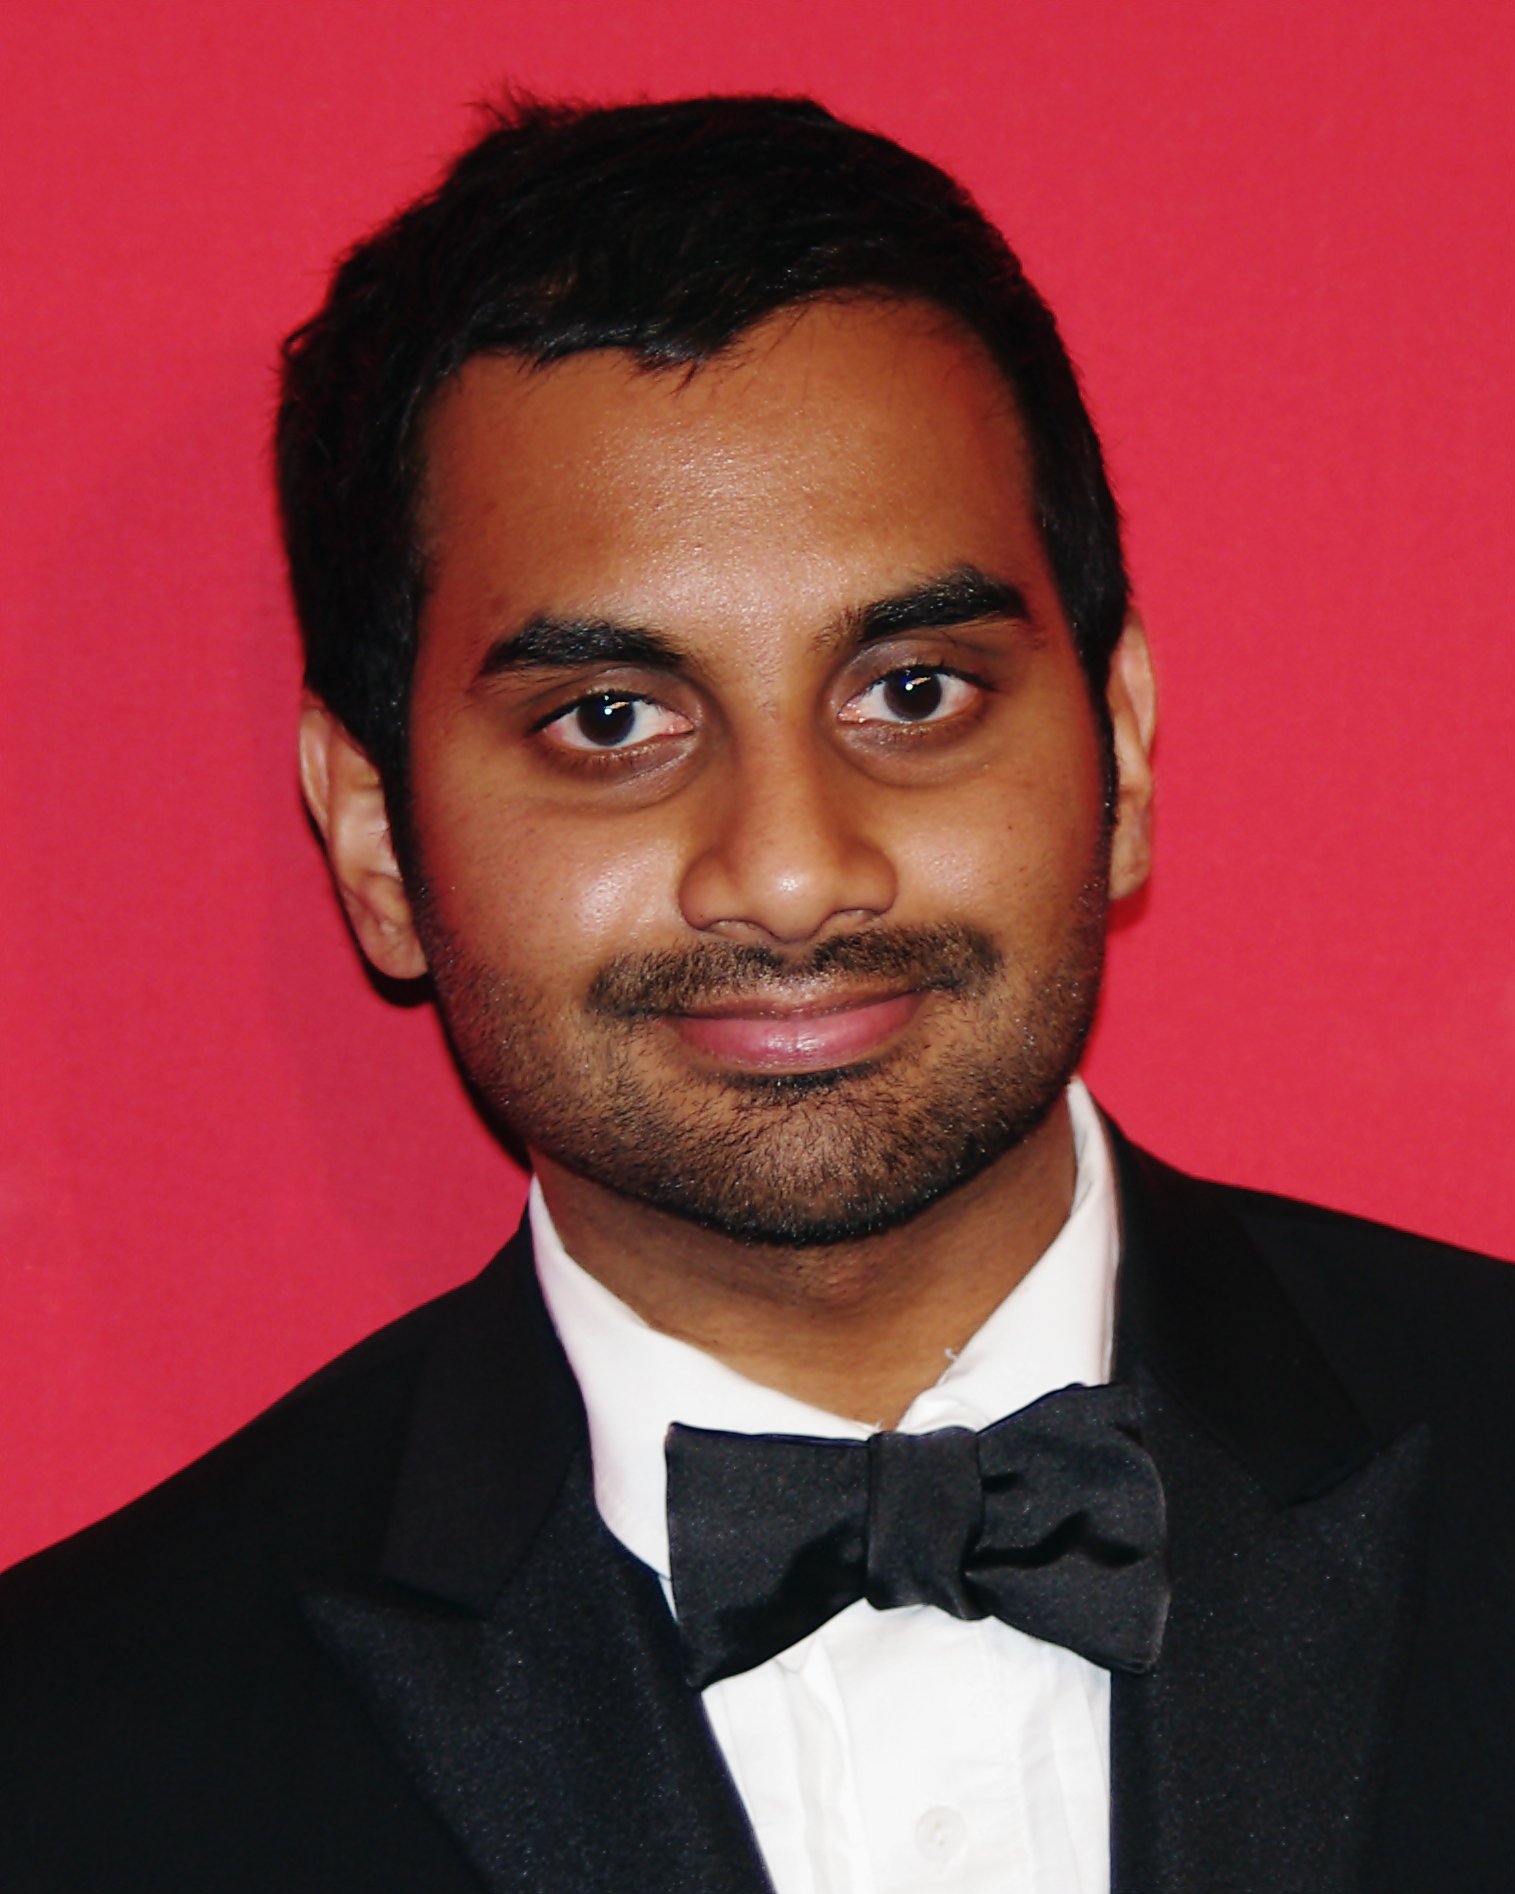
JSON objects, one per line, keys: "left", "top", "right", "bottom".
{"left": 533, "top": 1078, "right": 1120, "bottom": 1894}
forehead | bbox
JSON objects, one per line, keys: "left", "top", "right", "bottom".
{"left": 416, "top": 297, "right": 1054, "bottom": 659}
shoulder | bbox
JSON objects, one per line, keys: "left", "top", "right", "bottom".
{"left": 0, "top": 1252, "right": 534, "bottom": 1878}
{"left": 0, "top": 1254, "right": 535, "bottom": 1886}
{"left": 1126, "top": 1133, "right": 1515, "bottom": 1425}
{"left": 1208, "top": 1168, "right": 1511, "bottom": 1349}
{"left": 0, "top": 1258, "right": 487, "bottom": 1641}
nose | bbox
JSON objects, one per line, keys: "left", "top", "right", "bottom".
{"left": 678, "top": 743, "right": 897, "bottom": 946}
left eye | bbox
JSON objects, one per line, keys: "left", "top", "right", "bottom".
{"left": 841, "top": 667, "right": 976, "bottom": 726}
{"left": 542, "top": 694, "right": 691, "bottom": 752}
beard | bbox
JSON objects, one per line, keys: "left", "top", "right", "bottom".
{"left": 417, "top": 858, "right": 1110, "bottom": 1249}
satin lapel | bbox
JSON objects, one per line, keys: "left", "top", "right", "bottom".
{"left": 302, "top": 1232, "right": 773, "bottom": 1894}
{"left": 1111, "top": 1372, "right": 1428, "bottom": 1894}
{"left": 1107, "top": 1131, "right": 1430, "bottom": 1894}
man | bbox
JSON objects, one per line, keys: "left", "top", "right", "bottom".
{"left": 2, "top": 92, "right": 1512, "bottom": 1894}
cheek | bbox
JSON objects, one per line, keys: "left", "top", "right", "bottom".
{"left": 418, "top": 788, "right": 688, "bottom": 986}
{"left": 547, "top": 829, "right": 686, "bottom": 952}
{"left": 888, "top": 757, "right": 1107, "bottom": 942}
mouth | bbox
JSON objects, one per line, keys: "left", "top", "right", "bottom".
{"left": 662, "top": 987, "right": 926, "bottom": 1074}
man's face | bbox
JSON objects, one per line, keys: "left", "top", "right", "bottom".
{"left": 391, "top": 298, "right": 1148, "bottom": 1246}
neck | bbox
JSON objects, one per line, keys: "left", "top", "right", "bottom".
{"left": 532, "top": 1096, "right": 1077, "bottom": 1427}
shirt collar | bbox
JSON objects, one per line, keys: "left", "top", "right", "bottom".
{"left": 532, "top": 1077, "right": 1119, "bottom": 1579}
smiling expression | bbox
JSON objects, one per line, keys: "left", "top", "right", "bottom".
{"left": 370, "top": 296, "right": 1149, "bottom": 1245}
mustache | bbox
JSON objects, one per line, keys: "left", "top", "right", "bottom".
{"left": 587, "top": 924, "right": 1002, "bottom": 1017}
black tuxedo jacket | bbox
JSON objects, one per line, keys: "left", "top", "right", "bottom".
{"left": 4, "top": 1127, "right": 1515, "bottom": 1891}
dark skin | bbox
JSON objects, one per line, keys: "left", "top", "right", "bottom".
{"left": 302, "top": 298, "right": 1156, "bottom": 1426}
{"left": 539, "top": 1093, "right": 1079, "bottom": 1428}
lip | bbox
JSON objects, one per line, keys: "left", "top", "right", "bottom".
{"left": 664, "top": 988, "right": 924, "bottom": 1073}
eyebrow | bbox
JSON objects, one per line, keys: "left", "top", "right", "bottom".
{"left": 475, "top": 616, "right": 687, "bottom": 681}
{"left": 835, "top": 566, "right": 1032, "bottom": 650}
{"left": 472, "top": 565, "right": 1032, "bottom": 685}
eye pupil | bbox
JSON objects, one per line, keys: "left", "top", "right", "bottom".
{"left": 576, "top": 696, "right": 637, "bottom": 745}
{"left": 884, "top": 669, "right": 943, "bottom": 721}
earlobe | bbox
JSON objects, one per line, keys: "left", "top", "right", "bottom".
{"left": 298, "top": 696, "right": 428, "bottom": 980}
{"left": 1104, "top": 616, "right": 1158, "bottom": 903}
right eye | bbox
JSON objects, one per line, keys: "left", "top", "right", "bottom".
{"left": 539, "top": 692, "right": 693, "bottom": 753}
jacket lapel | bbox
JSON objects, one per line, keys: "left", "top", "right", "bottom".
{"left": 1108, "top": 1132, "right": 1430, "bottom": 1894}
{"left": 301, "top": 1137, "right": 1432, "bottom": 1893}
{"left": 302, "top": 1233, "right": 774, "bottom": 1894}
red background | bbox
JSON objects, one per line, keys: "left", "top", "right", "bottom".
{"left": 3, "top": 0, "right": 1512, "bottom": 1572}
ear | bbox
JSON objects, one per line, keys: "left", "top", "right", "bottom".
{"left": 299, "top": 696, "right": 428, "bottom": 980}
{"left": 1104, "top": 614, "right": 1158, "bottom": 902}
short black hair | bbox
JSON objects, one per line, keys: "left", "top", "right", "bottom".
{"left": 278, "top": 93, "right": 1129, "bottom": 805}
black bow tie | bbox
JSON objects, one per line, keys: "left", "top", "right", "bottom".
{"left": 665, "top": 1383, "right": 1169, "bottom": 1690}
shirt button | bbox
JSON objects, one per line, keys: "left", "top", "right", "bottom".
{"left": 915, "top": 1806, "right": 967, "bottom": 1865}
